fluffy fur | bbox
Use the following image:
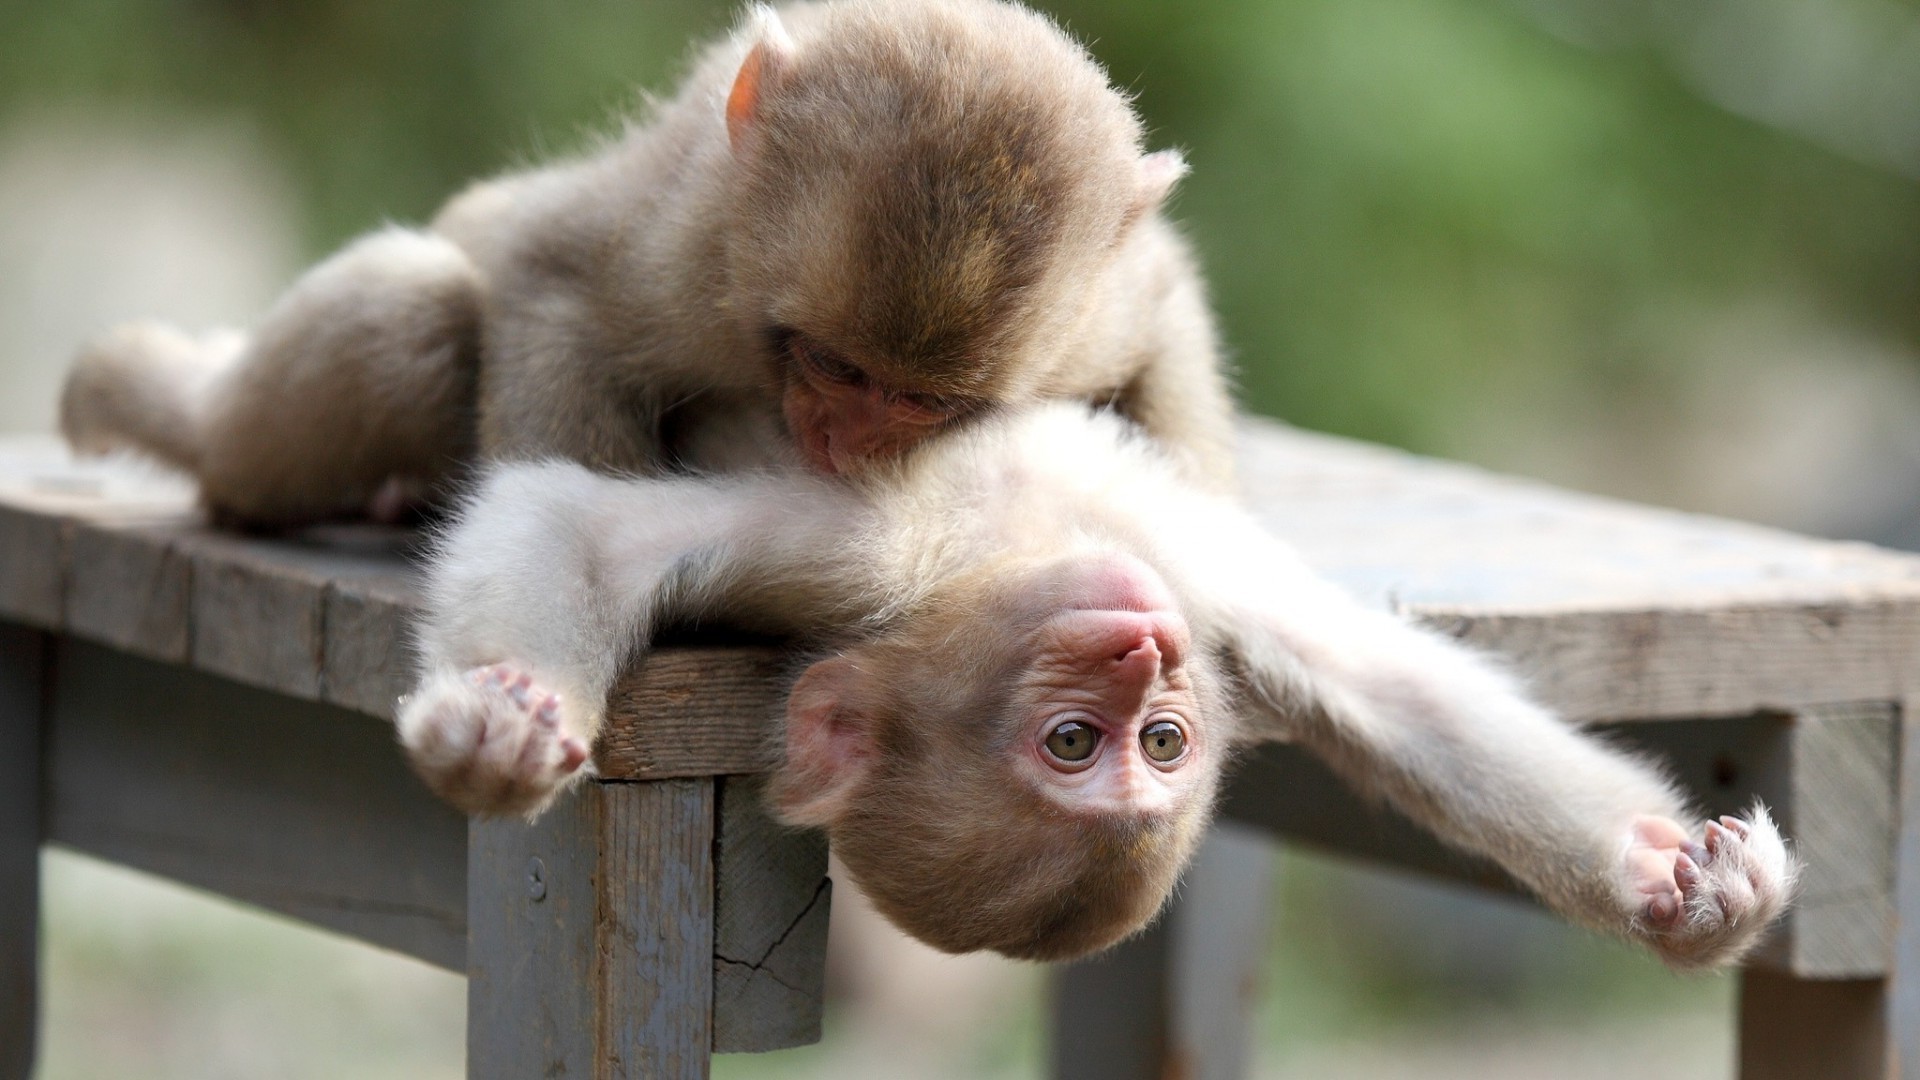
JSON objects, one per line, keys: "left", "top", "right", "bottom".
{"left": 402, "top": 403, "right": 1797, "bottom": 967}
{"left": 61, "top": 0, "right": 1231, "bottom": 524}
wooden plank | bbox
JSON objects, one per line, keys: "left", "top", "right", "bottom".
{"left": 597, "top": 650, "right": 788, "bottom": 780}
{"left": 0, "top": 504, "right": 64, "bottom": 628}
{"left": 64, "top": 518, "right": 193, "bottom": 662}
{"left": 1049, "top": 821, "right": 1275, "bottom": 1080}
{"left": 1237, "top": 418, "right": 1920, "bottom": 615}
{"left": 468, "top": 778, "right": 716, "bottom": 1080}
{"left": 0, "top": 625, "right": 44, "bottom": 1080}
{"left": 1890, "top": 697, "right": 1920, "bottom": 1080}
{"left": 1423, "top": 605, "right": 1920, "bottom": 724}
{"left": 1739, "top": 971, "right": 1888, "bottom": 1080}
{"left": 1769, "top": 703, "right": 1897, "bottom": 977}
{"left": 320, "top": 569, "right": 417, "bottom": 719}
{"left": 710, "top": 775, "right": 829, "bottom": 1053}
{"left": 183, "top": 533, "right": 331, "bottom": 701}
{"left": 43, "top": 639, "right": 469, "bottom": 970}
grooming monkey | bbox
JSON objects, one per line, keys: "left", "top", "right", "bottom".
{"left": 403, "top": 403, "right": 1795, "bottom": 965}
{"left": 60, "top": 0, "right": 1230, "bottom": 524}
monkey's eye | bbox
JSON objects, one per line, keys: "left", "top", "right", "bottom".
{"left": 789, "top": 334, "right": 868, "bottom": 388}
{"left": 1140, "top": 720, "right": 1187, "bottom": 764}
{"left": 1043, "top": 719, "right": 1100, "bottom": 766}
{"left": 894, "top": 389, "right": 962, "bottom": 418}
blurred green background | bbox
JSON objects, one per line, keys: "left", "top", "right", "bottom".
{"left": 4, "top": 0, "right": 1917, "bottom": 1076}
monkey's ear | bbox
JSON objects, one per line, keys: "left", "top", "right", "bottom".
{"left": 769, "top": 654, "right": 875, "bottom": 827}
{"left": 727, "top": 5, "right": 797, "bottom": 154}
{"left": 1128, "top": 149, "right": 1189, "bottom": 224}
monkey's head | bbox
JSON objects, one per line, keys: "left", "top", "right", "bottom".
{"left": 768, "top": 551, "right": 1224, "bottom": 960}
{"left": 718, "top": 1, "right": 1188, "bottom": 475}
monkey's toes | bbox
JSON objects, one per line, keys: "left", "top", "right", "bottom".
{"left": 397, "top": 665, "right": 591, "bottom": 816}
{"left": 1627, "top": 804, "right": 1798, "bottom": 968}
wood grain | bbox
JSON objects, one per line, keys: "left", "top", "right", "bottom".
{"left": 710, "top": 775, "right": 829, "bottom": 1053}
{"left": 596, "top": 650, "right": 789, "bottom": 780}
{"left": 468, "top": 779, "right": 716, "bottom": 1080}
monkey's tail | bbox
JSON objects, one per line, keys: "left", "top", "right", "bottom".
{"left": 60, "top": 321, "right": 239, "bottom": 474}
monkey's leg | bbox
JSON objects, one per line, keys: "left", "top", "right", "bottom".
{"left": 61, "top": 227, "right": 482, "bottom": 526}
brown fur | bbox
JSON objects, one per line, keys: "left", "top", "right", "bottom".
{"left": 61, "top": 0, "right": 1234, "bottom": 525}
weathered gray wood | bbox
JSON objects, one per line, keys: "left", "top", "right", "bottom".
{"left": 598, "top": 651, "right": 788, "bottom": 780}
{"left": 1894, "top": 699, "right": 1920, "bottom": 1080}
{"left": 468, "top": 778, "right": 716, "bottom": 1080}
{"left": 9, "top": 430, "right": 1920, "bottom": 744}
{"left": 1422, "top": 605, "right": 1920, "bottom": 725}
{"left": 1050, "top": 822, "right": 1275, "bottom": 1080}
{"left": 1739, "top": 971, "right": 1888, "bottom": 1080}
{"left": 0, "top": 505, "right": 64, "bottom": 628}
{"left": 0, "top": 625, "right": 44, "bottom": 1080}
{"left": 1755, "top": 703, "right": 1898, "bottom": 977}
{"left": 43, "top": 638, "right": 469, "bottom": 970}
{"left": 320, "top": 568, "right": 417, "bottom": 718}
{"left": 64, "top": 519, "right": 193, "bottom": 661}
{"left": 711, "top": 775, "right": 829, "bottom": 1053}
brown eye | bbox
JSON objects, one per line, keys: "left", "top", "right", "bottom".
{"left": 1140, "top": 720, "right": 1186, "bottom": 764}
{"left": 790, "top": 334, "right": 866, "bottom": 387}
{"left": 1044, "top": 719, "right": 1099, "bottom": 765}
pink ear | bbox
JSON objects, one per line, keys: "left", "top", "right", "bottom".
{"left": 1131, "top": 148, "right": 1189, "bottom": 220}
{"left": 727, "top": 6, "right": 796, "bottom": 153}
{"left": 769, "top": 654, "right": 874, "bottom": 827}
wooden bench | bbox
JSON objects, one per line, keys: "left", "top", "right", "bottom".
{"left": 4, "top": 418, "right": 1919, "bottom": 1079}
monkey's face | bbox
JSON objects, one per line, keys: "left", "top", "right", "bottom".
{"left": 768, "top": 553, "right": 1223, "bottom": 960}
{"left": 773, "top": 328, "right": 968, "bottom": 473}
{"left": 721, "top": 0, "right": 1155, "bottom": 475}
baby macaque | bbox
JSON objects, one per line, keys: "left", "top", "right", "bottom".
{"left": 402, "top": 403, "right": 1796, "bottom": 966}
{"left": 59, "top": 0, "right": 1231, "bottom": 526}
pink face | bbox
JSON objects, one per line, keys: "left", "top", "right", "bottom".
{"left": 1009, "top": 556, "right": 1206, "bottom": 817}
{"left": 778, "top": 331, "right": 965, "bottom": 473}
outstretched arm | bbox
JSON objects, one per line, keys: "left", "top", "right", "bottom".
{"left": 1176, "top": 509, "right": 1796, "bottom": 969}
{"left": 399, "top": 460, "right": 854, "bottom": 815}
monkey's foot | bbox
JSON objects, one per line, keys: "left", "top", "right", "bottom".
{"left": 1623, "top": 804, "right": 1798, "bottom": 969}
{"left": 396, "top": 664, "right": 592, "bottom": 817}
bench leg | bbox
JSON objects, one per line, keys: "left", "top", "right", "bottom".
{"left": 1742, "top": 699, "right": 1920, "bottom": 1078}
{"left": 1048, "top": 822, "right": 1274, "bottom": 1080}
{"left": 0, "top": 626, "right": 43, "bottom": 1080}
{"left": 468, "top": 778, "right": 715, "bottom": 1080}
{"left": 1738, "top": 971, "right": 1887, "bottom": 1079}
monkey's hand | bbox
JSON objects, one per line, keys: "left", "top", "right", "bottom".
{"left": 1622, "top": 804, "right": 1797, "bottom": 969}
{"left": 397, "top": 663, "right": 592, "bottom": 818}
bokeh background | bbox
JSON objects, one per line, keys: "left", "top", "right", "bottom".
{"left": 4, "top": 0, "right": 1918, "bottom": 1076}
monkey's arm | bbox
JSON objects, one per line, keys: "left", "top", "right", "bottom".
{"left": 1182, "top": 513, "right": 1796, "bottom": 969}
{"left": 399, "top": 461, "right": 854, "bottom": 815}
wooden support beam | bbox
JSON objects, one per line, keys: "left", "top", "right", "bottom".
{"left": 1739, "top": 971, "right": 1888, "bottom": 1080}
{"left": 0, "top": 625, "right": 44, "bottom": 1080}
{"left": 468, "top": 779, "right": 716, "bottom": 1080}
{"left": 711, "top": 775, "right": 829, "bottom": 1053}
{"left": 41, "top": 638, "right": 470, "bottom": 970}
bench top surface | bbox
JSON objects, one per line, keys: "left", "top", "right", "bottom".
{"left": 6, "top": 417, "right": 1918, "bottom": 774}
